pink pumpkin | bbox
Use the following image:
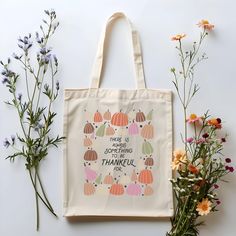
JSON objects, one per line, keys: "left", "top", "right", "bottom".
{"left": 126, "top": 183, "right": 142, "bottom": 196}
{"left": 128, "top": 120, "right": 139, "bottom": 135}
{"left": 85, "top": 166, "right": 97, "bottom": 181}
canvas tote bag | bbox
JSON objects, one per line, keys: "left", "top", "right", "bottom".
{"left": 63, "top": 12, "right": 173, "bottom": 217}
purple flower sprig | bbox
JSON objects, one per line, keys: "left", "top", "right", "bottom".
{"left": 1, "top": 9, "right": 63, "bottom": 231}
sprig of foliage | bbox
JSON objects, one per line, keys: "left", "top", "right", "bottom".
{"left": 167, "top": 21, "right": 234, "bottom": 236}
{"left": 1, "top": 9, "right": 63, "bottom": 231}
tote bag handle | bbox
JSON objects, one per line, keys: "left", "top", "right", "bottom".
{"left": 90, "top": 12, "right": 146, "bottom": 89}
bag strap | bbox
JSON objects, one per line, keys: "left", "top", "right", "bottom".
{"left": 90, "top": 12, "right": 146, "bottom": 89}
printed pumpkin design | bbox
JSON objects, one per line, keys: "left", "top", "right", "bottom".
{"left": 136, "top": 110, "right": 146, "bottom": 122}
{"left": 84, "top": 181, "right": 96, "bottom": 195}
{"left": 103, "top": 109, "right": 111, "bottom": 120}
{"left": 83, "top": 108, "right": 156, "bottom": 197}
{"left": 111, "top": 110, "right": 128, "bottom": 126}
{"left": 138, "top": 169, "right": 153, "bottom": 184}
{"left": 94, "top": 110, "right": 103, "bottom": 123}
{"left": 84, "top": 122, "right": 94, "bottom": 134}
{"left": 128, "top": 120, "right": 139, "bottom": 135}
{"left": 110, "top": 183, "right": 125, "bottom": 196}
{"left": 84, "top": 149, "right": 98, "bottom": 161}
{"left": 141, "top": 122, "right": 154, "bottom": 139}
{"left": 106, "top": 125, "right": 115, "bottom": 136}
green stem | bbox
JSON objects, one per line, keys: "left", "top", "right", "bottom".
{"left": 34, "top": 168, "right": 40, "bottom": 231}
{"left": 28, "top": 168, "right": 57, "bottom": 217}
{"left": 35, "top": 168, "right": 54, "bottom": 212}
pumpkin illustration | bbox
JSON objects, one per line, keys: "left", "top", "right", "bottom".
{"left": 84, "top": 122, "right": 94, "bottom": 134}
{"left": 120, "top": 173, "right": 131, "bottom": 185}
{"left": 96, "top": 123, "right": 106, "bottom": 137}
{"left": 95, "top": 173, "right": 102, "bottom": 184}
{"left": 126, "top": 182, "right": 142, "bottom": 196}
{"left": 138, "top": 169, "right": 153, "bottom": 184}
{"left": 84, "top": 136, "right": 92, "bottom": 147}
{"left": 103, "top": 109, "right": 111, "bottom": 120}
{"left": 85, "top": 166, "right": 97, "bottom": 181}
{"left": 90, "top": 161, "right": 99, "bottom": 171}
{"left": 84, "top": 149, "right": 98, "bottom": 161}
{"left": 144, "top": 185, "right": 154, "bottom": 196}
{"left": 145, "top": 157, "right": 154, "bottom": 166}
{"left": 84, "top": 109, "right": 93, "bottom": 121}
{"left": 84, "top": 181, "right": 95, "bottom": 195}
{"left": 110, "top": 183, "right": 124, "bottom": 195}
{"left": 94, "top": 110, "right": 103, "bottom": 122}
{"left": 106, "top": 125, "right": 115, "bottom": 136}
{"left": 103, "top": 173, "right": 114, "bottom": 184}
{"left": 131, "top": 169, "right": 137, "bottom": 182}
{"left": 128, "top": 120, "right": 139, "bottom": 135}
{"left": 141, "top": 122, "right": 154, "bottom": 139}
{"left": 111, "top": 110, "right": 128, "bottom": 126}
{"left": 117, "top": 127, "right": 128, "bottom": 136}
{"left": 137, "top": 158, "right": 146, "bottom": 170}
{"left": 136, "top": 110, "right": 146, "bottom": 122}
{"left": 146, "top": 110, "right": 153, "bottom": 121}
{"left": 142, "top": 140, "right": 153, "bottom": 155}
{"left": 96, "top": 184, "right": 110, "bottom": 195}
{"left": 128, "top": 109, "right": 136, "bottom": 120}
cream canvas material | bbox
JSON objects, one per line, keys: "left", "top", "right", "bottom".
{"left": 63, "top": 12, "right": 173, "bottom": 217}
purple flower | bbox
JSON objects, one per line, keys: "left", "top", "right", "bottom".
{"left": 3, "top": 138, "right": 10, "bottom": 148}
{"left": 53, "top": 54, "right": 58, "bottom": 66}
{"left": 202, "top": 133, "right": 209, "bottom": 139}
{"left": 225, "top": 158, "right": 231, "bottom": 163}
{"left": 56, "top": 81, "right": 59, "bottom": 90}
{"left": 2, "top": 77, "right": 9, "bottom": 84}
{"left": 186, "top": 137, "right": 194, "bottom": 143}
{"left": 216, "top": 200, "right": 221, "bottom": 205}
{"left": 221, "top": 137, "right": 226, "bottom": 143}
{"left": 17, "top": 93, "right": 22, "bottom": 101}
{"left": 225, "top": 166, "right": 234, "bottom": 172}
{"left": 213, "top": 184, "right": 219, "bottom": 189}
{"left": 11, "top": 135, "right": 16, "bottom": 144}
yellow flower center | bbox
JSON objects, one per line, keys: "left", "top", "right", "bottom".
{"left": 190, "top": 114, "right": 197, "bottom": 120}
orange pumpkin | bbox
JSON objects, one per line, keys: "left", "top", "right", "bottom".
{"left": 144, "top": 185, "right": 154, "bottom": 196}
{"left": 136, "top": 110, "right": 146, "bottom": 122}
{"left": 141, "top": 122, "right": 154, "bottom": 139}
{"left": 103, "top": 173, "right": 114, "bottom": 184}
{"left": 111, "top": 110, "right": 128, "bottom": 126}
{"left": 144, "top": 157, "right": 154, "bottom": 166}
{"left": 84, "top": 122, "right": 94, "bottom": 134}
{"left": 103, "top": 109, "right": 111, "bottom": 120}
{"left": 138, "top": 169, "right": 153, "bottom": 184}
{"left": 110, "top": 183, "right": 124, "bottom": 195}
{"left": 94, "top": 110, "right": 103, "bottom": 122}
{"left": 106, "top": 125, "right": 115, "bottom": 136}
{"left": 84, "top": 136, "right": 92, "bottom": 147}
{"left": 84, "top": 182, "right": 95, "bottom": 195}
{"left": 84, "top": 149, "right": 98, "bottom": 161}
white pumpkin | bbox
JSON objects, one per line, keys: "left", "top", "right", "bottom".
{"left": 128, "top": 109, "right": 136, "bottom": 120}
{"left": 96, "top": 184, "right": 110, "bottom": 195}
{"left": 137, "top": 159, "right": 146, "bottom": 170}
{"left": 90, "top": 161, "right": 99, "bottom": 171}
{"left": 120, "top": 174, "right": 131, "bottom": 185}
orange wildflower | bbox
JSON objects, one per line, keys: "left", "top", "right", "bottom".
{"left": 208, "top": 118, "right": 222, "bottom": 129}
{"left": 196, "top": 198, "right": 212, "bottom": 216}
{"left": 197, "top": 20, "right": 214, "bottom": 31}
{"left": 171, "top": 34, "right": 186, "bottom": 41}
{"left": 188, "top": 164, "right": 199, "bottom": 174}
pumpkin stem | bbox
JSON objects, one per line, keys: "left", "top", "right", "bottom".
{"left": 148, "top": 121, "right": 151, "bottom": 125}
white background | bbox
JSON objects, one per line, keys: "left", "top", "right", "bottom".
{"left": 0, "top": 0, "right": 236, "bottom": 235}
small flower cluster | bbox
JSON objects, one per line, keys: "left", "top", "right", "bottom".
{"left": 167, "top": 20, "right": 233, "bottom": 236}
